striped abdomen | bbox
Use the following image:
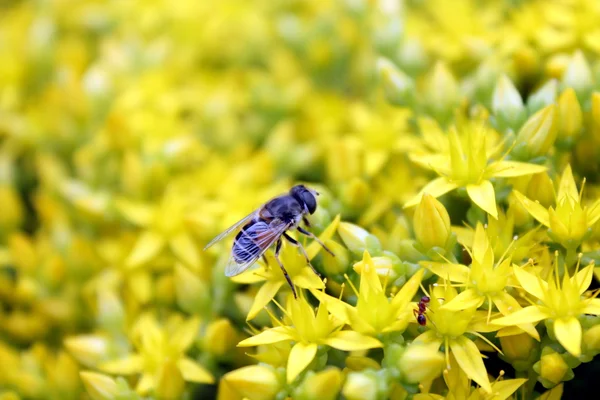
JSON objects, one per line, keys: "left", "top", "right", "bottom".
{"left": 232, "top": 220, "right": 271, "bottom": 264}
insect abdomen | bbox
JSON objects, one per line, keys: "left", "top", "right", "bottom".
{"left": 232, "top": 221, "right": 270, "bottom": 264}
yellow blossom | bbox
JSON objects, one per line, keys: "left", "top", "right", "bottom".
{"left": 237, "top": 291, "right": 382, "bottom": 383}
{"left": 406, "top": 119, "right": 546, "bottom": 218}
{"left": 493, "top": 256, "right": 600, "bottom": 357}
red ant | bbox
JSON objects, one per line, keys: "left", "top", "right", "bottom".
{"left": 413, "top": 296, "right": 430, "bottom": 326}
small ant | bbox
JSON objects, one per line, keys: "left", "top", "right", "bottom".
{"left": 413, "top": 296, "right": 430, "bottom": 326}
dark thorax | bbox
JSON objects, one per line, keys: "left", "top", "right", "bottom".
{"left": 261, "top": 195, "right": 304, "bottom": 226}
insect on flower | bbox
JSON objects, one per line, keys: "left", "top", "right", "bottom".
{"left": 414, "top": 296, "right": 430, "bottom": 326}
{"left": 204, "top": 185, "right": 334, "bottom": 298}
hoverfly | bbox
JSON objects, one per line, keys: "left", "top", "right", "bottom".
{"left": 204, "top": 184, "right": 334, "bottom": 298}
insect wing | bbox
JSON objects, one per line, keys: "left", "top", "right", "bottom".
{"left": 203, "top": 209, "right": 259, "bottom": 250}
{"left": 224, "top": 219, "right": 290, "bottom": 277}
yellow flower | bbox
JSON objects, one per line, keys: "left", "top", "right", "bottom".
{"left": 414, "top": 356, "right": 527, "bottom": 400}
{"left": 492, "top": 257, "right": 600, "bottom": 357}
{"left": 413, "top": 194, "right": 452, "bottom": 252}
{"left": 116, "top": 192, "right": 201, "bottom": 269}
{"left": 220, "top": 365, "right": 282, "bottom": 400}
{"left": 405, "top": 120, "right": 547, "bottom": 218}
{"left": 233, "top": 215, "right": 339, "bottom": 320}
{"left": 237, "top": 292, "right": 382, "bottom": 383}
{"left": 413, "top": 283, "right": 501, "bottom": 393}
{"left": 293, "top": 368, "right": 343, "bottom": 400}
{"left": 423, "top": 222, "right": 539, "bottom": 338}
{"left": 513, "top": 165, "right": 600, "bottom": 250}
{"left": 100, "top": 313, "right": 214, "bottom": 394}
{"left": 313, "top": 251, "right": 424, "bottom": 336}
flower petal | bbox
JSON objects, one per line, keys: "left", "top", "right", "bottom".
{"left": 513, "top": 265, "right": 547, "bottom": 300}
{"left": 492, "top": 306, "right": 550, "bottom": 326}
{"left": 467, "top": 181, "right": 498, "bottom": 219}
{"left": 512, "top": 191, "right": 550, "bottom": 227}
{"left": 420, "top": 261, "right": 470, "bottom": 283}
{"left": 557, "top": 164, "right": 578, "bottom": 202}
{"left": 486, "top": 161, "right": 547, "bottom": 178}
{"left": 287, "top": 342, "right": 317, "bottom": 383}
{"left": 554, "top": 317, "right": 582, "bottom": 357}
{"left": 391, "top": 269, "right": 425, "bottom": 310}
{"left": 491, "top": 291, "right": 540, "bottom": 340}
{"left": 404, "top": 177, "right": 458, "bottom": 208}
{"left": 294, "top": 267, "right": 325, "bottom": 289}
{"left": 178, "top": 358, "right": 215, "bottom": 384}
{"left": 126, "top": 231, "right": 165, "bottom": 268}
{"left": 490, "top": 379, "right": 528, "bottom": 400}
{"left": 169, "top": 232, "right": 200, "bottom": 269}
{"left": 587, "top": 199, "right": 600, "bottom": 226}
{"left": 581, "top": 298, "right": 600, "bottom": 315}
{"left": 414, "top": 330, "right": 443, "bottom": 347}
{"left": 246, "top": 281, "right": 284, "bottom": 321}
{"left": 306, "top": 214, "right": 340, "bottom": 260}
{"left": 322, "top": 330, "right": 382, "bottom": 351}
{"left": 136, "top": 374, "right": 154, "bottom": 395}
{"left": 170, "top": 317, "right": 201, "bottom": 353}
{"left": 449, "top": 336, "right": 492, "bottom": 393}
{"left": 575, "top": 264, "right": 594, "bottom": 295}
{"left": 441, "top": 289, "right": 484, "bottom": 311}
{"left": 237, "top": 326, "right": 294, "bottom": 347}
{"left": 115, "top": 198, "right": 154, "bottom": 227}
{"left": 99, "top": 354, "right": 143, "bottom": 375}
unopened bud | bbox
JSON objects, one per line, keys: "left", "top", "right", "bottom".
{"left": 413, "top": 194, "right": 451, "bottom": 251}
{"left": 294, "top": 368, "right": 343, "bottom": 400}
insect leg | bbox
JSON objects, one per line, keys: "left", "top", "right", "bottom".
{"left": 275, "top": 238, "right": 297, "bottom": 299}
{"left": 302, "top": 216, "right": 312, "bottom": 228}
{"left": 283, "top": 232, "right": 321, "bottom": 279}
{"left": 297, "top": 226, "right": 334, "bottom": 256}
{"left": 261, "top": 254, "right": 270, "bottom": 269}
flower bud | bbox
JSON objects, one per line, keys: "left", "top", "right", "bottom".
{"left": 156, "top": 361, "right": 185, "bottom": 400}
{"left": 338, "top": 222, "right": 382, "bottom": 256}
{"left": 513, "top": 105, "right": 557, "bottom": 160}
{"left": 499, "top": 333, "right": 537, "bottom": 371}
{"left": 353, "top": 254, "right": 398, "bottom": 281}
{"left": 222, "top": 365, "right": 282, "bottom": 400}
{"left": 425, "top": 62, "right": 459, "bottom": 123}
{"left": 526, "top": 173, "right": 555, "bottom": 208}
{"left": 377, "top": 58, "right": 415, "bottom": 107}
{"left": 64, "top": 335, "right": 110, "bottom": 367}
{"left": 294, "top": 368, "right": 343, "bottom": 400}
{"left": 533, "top": 348, "right": 572, "bottom": 388}
{"left": 175, "top": 264, "right": 209, "bottom": 315}
{"left": 80, "top": 371, "right": 121, "bottom": 400}
{"left": 322, "top": 239, "right": 350, "bottom": 276}
{"left": 342, "top": 371, "right": 380, "bottom": 400}
{"left": 97, "top": 290, "right": 124, "bottom": 331}
{"left": 527, "top": 79, "right": 558, "bottom": 114}
{"left": 204, "top": 318, "right": 237, "bottom": 357}
{"left": 562, "top": 50, "right": 593, "bottom": 100}
{"left": 398, "top": 343, "right": 444, "bottom": 384}
{"left": 583, "top": 325, "right": 600, "bottom": 352}
{"left": 492, "top": 74, "right": 526, "bottom": 131}
{"left": 413, "top": 194, "right": 451, "bottom": 251}
{"left": 557, "top": 88, "right": 583, "bottom": 146}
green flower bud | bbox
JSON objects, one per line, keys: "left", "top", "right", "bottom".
{"left": 424, "top": 62, "right": 459, "bottom": 123}
{"left": 533, "top": 348, "right": 574, "bottom": 389}
{"left": 398, "top": 343, "right": 444, "bottom": 384}
{"left": 562, "top": 50, "right": 594, "bottom": 100}
{"left": 342, "top": 371, "right": 379, "bottom": 400}
{"left": 338, "top": 222, "right": 381, "bottom": 256}
{"left": 377, "top": 57, "right": 415, "bottom": 107}
{"left": 294, "top": 368, "right": 343, "bottom": 400}
{"left": 222, "top": 365, "right": 282, "bottom": 400}
{"left": 80, "top": 372, "right": 121, "bottom": 400}
{"left": 492, "top": 74, "right": 526, "bottom": 131}
{"left": 527, "top": 79, "right": 558, "bottom": 114}
{"left": 499, "top": 333, "right": 537, "bottom": 371}
{"left": 526, "top": 172, "right": 555, "bottom": 208}
{"left": 583, "top": 325, "right": 600, "bottom": 352}
{"left": 513, "top": 105, "right": 557, "bottom": 160}
{"left": 557, "top": 88, "right": 583, "bottom": 147}
{"left": 322, "top": 239, "right": 350, "bottom": 276}
{"left": 413, "top": 194, "right": 451, "bottom": 251}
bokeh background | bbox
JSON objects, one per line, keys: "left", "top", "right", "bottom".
{"left": 2, "top": 0, "right": 600, "bottom": 399}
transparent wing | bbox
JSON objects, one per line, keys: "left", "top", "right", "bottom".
{"left": 203, "top": 209, "right": 259, "bottom": 250}
{"left": 224, "top": 219, "right": 290, "bottom": 277}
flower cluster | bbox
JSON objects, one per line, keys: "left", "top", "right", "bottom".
{"left": 2, "top": 0, "right": 600, "bottom": 399}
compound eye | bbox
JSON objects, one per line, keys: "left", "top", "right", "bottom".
{"left": 302, "top": 191, "right": 317, "bottom": 214}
